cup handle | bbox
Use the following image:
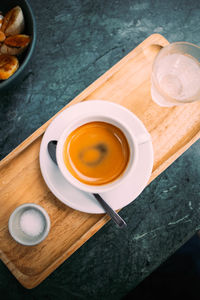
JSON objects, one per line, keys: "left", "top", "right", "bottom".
{"left": 136, "top": 133, "right": 151, "bottom": 145}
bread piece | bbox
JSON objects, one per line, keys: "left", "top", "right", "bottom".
{"left": 0, "top": 13, "right": 3, "bottom": 29}
{"left": 0, "top": 54, "right": 19, "bottom": 80}
{"left": 1, "top": 6, "right": 24, "bottom": 36}
{"left": 0, "top": 34, "right": 30, "bottom": 55}
{"left": 0, "top": 30, "right": 5, "bottom": 42}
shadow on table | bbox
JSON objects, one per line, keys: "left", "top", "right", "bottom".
{"left": 123, "top": 232, "right": 200, "bottom": 300}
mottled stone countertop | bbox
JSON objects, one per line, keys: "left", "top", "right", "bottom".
{"left": 0, "top": 0, "right": 200, "bottom": 299}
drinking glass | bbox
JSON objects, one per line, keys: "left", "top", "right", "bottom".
{"left": 151, "top": 42, "right": 200, "bottom": 107}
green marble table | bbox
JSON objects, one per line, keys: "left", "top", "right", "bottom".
{"left": 0, "top": 0, "right": 200, "bottom": 299}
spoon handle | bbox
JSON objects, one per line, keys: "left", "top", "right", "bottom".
{"left": 93, "top": 193, "right": 127, "bottom": 228}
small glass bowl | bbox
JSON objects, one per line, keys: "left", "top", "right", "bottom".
{"left": 8, "top": 203, "right": 50, "bottom": 246}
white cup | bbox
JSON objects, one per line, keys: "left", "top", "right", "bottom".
{"left": 56, "top": 102, "right": 151, "bottom": 193}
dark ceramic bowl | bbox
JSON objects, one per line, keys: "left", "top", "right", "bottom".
{"left": 0, "top": 0, "right": 36, "bottom": 92}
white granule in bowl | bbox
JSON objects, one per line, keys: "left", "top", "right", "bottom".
{"left": 20, "top": 208, "right": 45, "bottom": 237}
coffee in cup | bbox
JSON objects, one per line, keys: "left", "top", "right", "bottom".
{"left": 56, "top": 101, "right": 151, "bottom": 194}
{"left": 62, "top": 121, "right": 130, "bottom": 186}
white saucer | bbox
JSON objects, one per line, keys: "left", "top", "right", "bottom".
{"left": 39, "top": 100, "right": 154, "bottom": 214}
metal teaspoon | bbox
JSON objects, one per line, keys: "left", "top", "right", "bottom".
{"left": 47, "top": 140, "right": 127, "bottom": 228}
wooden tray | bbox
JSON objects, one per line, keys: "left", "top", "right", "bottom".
{"left": 1, "top": 34, "right": 200, "bottom": 289}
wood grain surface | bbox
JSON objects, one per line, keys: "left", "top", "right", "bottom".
{"left": 0, "top": 34, "right": 200, "bottom": 289}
